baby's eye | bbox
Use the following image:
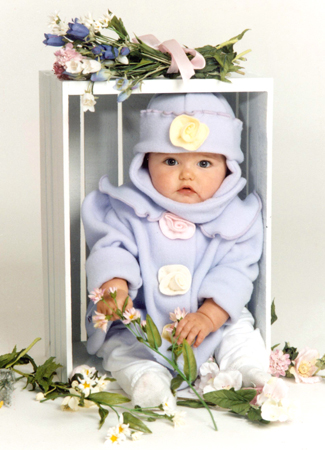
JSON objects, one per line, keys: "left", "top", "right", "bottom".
{"left": 198, "top": 160, "right": 211, "bottom": 168}
{"left": 164, "top": 158, "right": 178, "bottom": 166}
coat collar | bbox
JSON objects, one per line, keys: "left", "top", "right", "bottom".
{"left": 99, "top": 176, "right": 262, "bottom": 240}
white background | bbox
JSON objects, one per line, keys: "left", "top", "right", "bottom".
{"left": 1, "top": 0, "right": 325, "bottom": 362}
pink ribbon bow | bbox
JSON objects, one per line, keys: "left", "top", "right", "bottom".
{"left": 132, "top": 34, "right": 206, "bottom": 81}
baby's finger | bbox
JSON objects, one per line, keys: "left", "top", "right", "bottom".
{"left": 174, "top": 318, "right": 187, "bottom": 339}
{"left": 193, "top": 329, "right": 207, "bottom": 348}
{"left": 185, "top": 328, "right": 199, "bottom": 347}
{"left": 176, "top": 322, "right": 195, "bottom": 345}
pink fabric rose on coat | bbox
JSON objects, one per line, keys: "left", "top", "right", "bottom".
{"left": 289, "top": 347, "right": 322, "bottom": 383}
{"left": 159, "top": 212, "right": 196, "bottom": 240}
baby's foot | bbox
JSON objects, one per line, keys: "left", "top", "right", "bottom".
{"left": 239, "top": 365, "right": 272, "bottom": 388}
{"left": 132, "top": 371, "right": 176, "bottom": 409}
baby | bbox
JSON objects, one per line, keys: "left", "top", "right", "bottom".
{"left": 82, "top": 93, "right": 270, "bottom": 408}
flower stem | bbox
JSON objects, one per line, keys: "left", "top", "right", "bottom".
{"left": 125, "top": 322, "right": 218, "bottom": 431}
{"left": 6, "top": 337, "right": 41, "bottom": 368}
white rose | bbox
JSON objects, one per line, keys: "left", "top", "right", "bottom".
{"left": 81, "top": 59, "right": 102, "bottom": 74}
{"left": 158, "top": 265, "right": 192, "bottom": 296}
{"left": 65, "top": 59, "right": 83, "bottom": 74}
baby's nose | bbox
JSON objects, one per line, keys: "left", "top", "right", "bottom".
{"left": 179, "top": 166, "right": 195, "bottom": 180}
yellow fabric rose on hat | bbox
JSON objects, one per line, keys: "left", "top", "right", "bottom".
{"left": 169, "top": 114, "right": 209, "bottom": 151}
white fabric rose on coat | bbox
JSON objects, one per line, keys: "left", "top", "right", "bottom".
{"left": 159, "top": 212, "right": 196, "bottom": 240}
{"left": 158, "top": 264, "right": 192, "bottom": 296}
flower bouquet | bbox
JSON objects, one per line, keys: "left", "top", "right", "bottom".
{"left": 1, "top": 296, "right": 311, "bottom": 443}
{"left": 43, "top": 10, "right": 250, "bottom": 109}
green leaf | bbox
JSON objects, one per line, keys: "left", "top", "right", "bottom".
{"left": 271, "top": 299, "right": 278, "bottom": 325}
{"left": 204, "top": 388, "right": 256, "bottom": 415}
{"left": 5, "top": 338, "right": 41, "bottom": 368}
{"left": 271, "top": 343, "right": 280, "bottom": 351}
{"left": 88, "top": 392, "right": 131, "bottom": 406}
{"left": 171, "top": 374, "right": 184, "bottom": 393}
{"left": 109, "top": 16, "right": 129, "bottom": 40}
{"left": 0, "top": 352, "right": 18, "bottom": 369}
{"left": 98, "top": 405, "right": 109, "bottom": 429}
{"left": 182, "top": 340, "right": 197, "bottom": 384}
{"left": 133, "top": 408, "right": 164, "bottom": 419}
{"left": 123, "top": 412, "right": 152, "bottom": 434}
{"left": 33, "top": 357, "right": 63, "bottom": 392}
{"left": 216, "top": 29, "right": 250, "bottom": 51}
{"left": 282, "top": 342, "right": 299, "bottom": 362}
{"left": 146, "top": 314, "right": 162, "bottom": 349}
{"left": 285, "top": 368, "right": 295, "bottom": 378}
{"left": 177, "top": 399, "right": 205, "bottom": 409}
{"left": 316, "top": 354, "right": 325, "bottom": 371}
{"left": 247, "top": 406, "right": 270, "bottom": 424}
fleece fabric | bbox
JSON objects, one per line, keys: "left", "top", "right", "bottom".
{"left": 81, "top": 153, "right": 263, "bottom": 372}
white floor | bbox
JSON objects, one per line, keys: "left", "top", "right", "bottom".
{"left": 2, "top": 372, "right": 325, "bottom": 450}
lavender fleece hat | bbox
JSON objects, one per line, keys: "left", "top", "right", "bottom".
{"left": 133, "top": 93, "right": 244, "bottom": 163}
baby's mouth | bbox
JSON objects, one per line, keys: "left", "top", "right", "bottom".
{"left": 177, "top": 186, "right": 196, "bottom": 194}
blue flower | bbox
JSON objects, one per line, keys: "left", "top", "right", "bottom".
{"left": 113, "top": 78, "right": 129, "bottom": 91}
{"left": 91, "top": 45, "right": 104, "bottom": 56}
{"left": 90, "top": 69, "right": 111, "bottom": 82}
{"left": 120, "top": 47, "right": 130, "bottom": 56}
{"left": 67, "top": 19, "right": 89, "bottom": 40}
{"left": 102, "top": 45, "right": 119, "bottom": 60}
{"left": 43, "top": 33, "right": 65, "bottom": 46}
{"left": 117, "top": 90, "right": 132, "bottom": 102}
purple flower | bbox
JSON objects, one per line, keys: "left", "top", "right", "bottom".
{"left": 43, "top": 33, "right": 65, "bottom": 47}
{"left": 120, "top": 47, "right": 130, "bottom": 56}
{"left": 91, "top": 45, "right": 118, "bottom": 61}
{"left": 102, "top": 45, "right": 118, "bottom": 60}
{"left": 67, "top": 19, "right": 89, "bottom": 40}
{"left": 91, "top": 45, "right": 104, "bottom": 56}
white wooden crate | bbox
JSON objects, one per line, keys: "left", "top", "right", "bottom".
{"left": 39, "top": 71, "right": 273, "bottom": 381}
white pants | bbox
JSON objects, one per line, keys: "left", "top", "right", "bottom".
{"left": 97, "top": 307, "right": 269, "bottom": 396}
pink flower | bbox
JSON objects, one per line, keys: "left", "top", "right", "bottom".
{"left": 159, "top": 212, "right": 196, "bottom": 240}
{"left": 109, "top": 287, "right": 117, "bottom": 294}
{"left": 289, "top": 347, "right": 322, "bottom": 383}
{"left": 269, "top": 349, "right": 291, "bottom": 377}
{"left": 256, "top": 377, "right": 289, "bottom": 405}
{"left": 169, "top": 307, "right": 188, "bottom": 323}
{"left": 93, "top": 311, "right": 109, "bottom": 332}
{"left": 54, "top": 43, "right": 84, "bottom": 65}
{"left": 88, "top": 288, "right": 105, "bottom": 304}
{"left": 122, "top": 308, "right": 141, "bottom": 324}
{"left": 53, "top": 62, "right": 70, "bottom": 80}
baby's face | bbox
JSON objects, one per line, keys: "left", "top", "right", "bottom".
{"left": 148, "top": 152, "right": 227, "bottom": 204}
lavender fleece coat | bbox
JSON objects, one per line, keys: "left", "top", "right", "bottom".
{"left": 82, "top": 155, "right": 263, "bottom": 371}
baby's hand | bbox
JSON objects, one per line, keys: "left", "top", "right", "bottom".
{"left": 97, "top": 288, "right": 133, "bottom": 321}
{"left": 174, "top": 312, "right": 214, "bottom": 348}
